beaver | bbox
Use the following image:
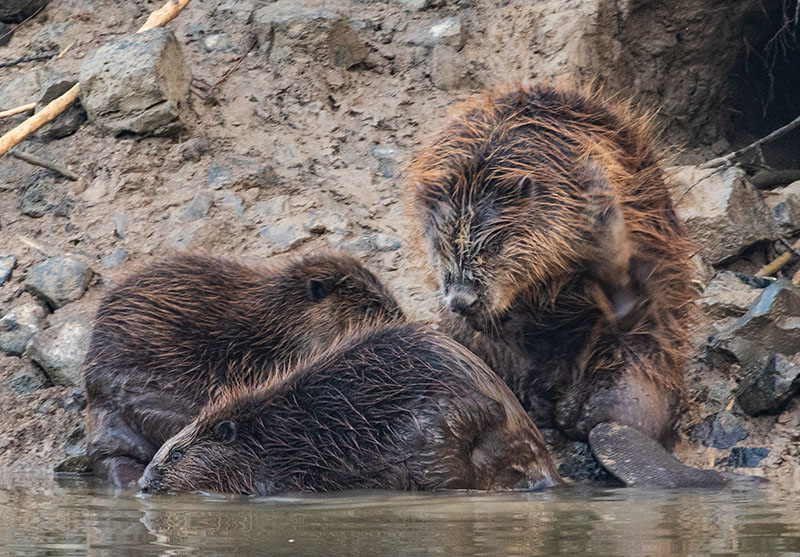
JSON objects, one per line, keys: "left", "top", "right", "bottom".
{"left": 84, "top": 252, "right": 403, "bottom": 487}
{"left": 407, "top": 83, "right": 732, "bottom": 487}
{"left": 138, "top": 322, "right": 562, "bottom": 495}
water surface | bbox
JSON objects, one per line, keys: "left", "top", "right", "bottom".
{"left": 0, "top": 476, "right": 797, "bottom": 556}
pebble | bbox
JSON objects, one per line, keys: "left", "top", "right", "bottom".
{"left": 24, "top": 256, "right": 94, "bottom": 309}
{"left": 27, "top": 318, "right": 92, "bottom": 387}
{"left": 737, "top": 353, "right": 800, "bottom": 416}
{"left": 371, "top": 145, "right": 404, "bottom": 178}
{"left": 207, "top": 163, "right": 236, "bottom": 190}
{"left": 0, "top": 255, "right": 16, "bottom": 286}
{"left": 3, "top": 362, "right": 48, "bottom": 395}
{"left": 0, "top": 303, "right": 47, "bottom": 356}
{"left": 691, "top": 411, "right": 749, "bottom": 449}
{"left": 725, "top": 447, "right": 769, "bottom": 468}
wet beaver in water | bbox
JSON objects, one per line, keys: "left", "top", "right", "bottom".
{"left": 84, "top": 252, "right": 403, "bottom": 487}
{"left": 139, "top": 323, "right": 562, "bottom": 495}
{"left": 408, "top": 83, "right": 738, "bottom": 487}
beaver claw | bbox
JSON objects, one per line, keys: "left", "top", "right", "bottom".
{"left": 588, "top": 422, "right": 764, "bottom": 488}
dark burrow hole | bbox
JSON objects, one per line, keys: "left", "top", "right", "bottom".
{"left": 727, "top": 0, "right": 800, "bottom": 172}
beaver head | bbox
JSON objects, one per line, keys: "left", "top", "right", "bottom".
{"left": 409, "top": 86, "right": 650, "bottom": 330}
{"left": 278, "top": 253, "right": 404, "bottom": 348}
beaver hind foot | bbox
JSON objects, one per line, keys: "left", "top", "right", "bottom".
{"left": 588, "top": 422, "right": 763, "bottom": 489}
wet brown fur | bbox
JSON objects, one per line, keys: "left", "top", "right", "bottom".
{"left": 84, "top": 252, "right": 403, "bottom": 486}
{"left": 139, "top": 323, "right": 562, "bottom": 495}
{"left": 408, "top": 83, "right": 696, "bottom": 445}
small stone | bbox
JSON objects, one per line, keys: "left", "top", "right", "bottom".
{"left": 25, "top": 255, "right": 94, "bottom": 309}
{"left": 80, "top": 28, "right": 191, "bottom": 135}
{"left": 27, "top": 318, "right": 92, "bottom": 386}
{"left": 699, "top": 271, "right": 765, "bottom": 320}
{"left": 737, "top": 353, "right": 800, "bottom": 416}
{"left": 60, "top": 388, "right": 87, "bottom": 412}
{"left": 0, "top": 255, "right": 16, "bottom": 286}
{"left": 4, "top": 364, "right": 49, "bottom": 395}
{"left": 670, "top": 166, "right": 775, "bottom": 265}
{"left": 100, "top": 248, "right": 129, "bottom": 270}
{"left": 430, "top": 44, "right": 465, "bottom": 90}
{"left": 19, "top": 170, "right": 71, "bottom": 218}
{"left": 328, "top": 20, "right": 369, "bottom": 68}
{"left": 691, "top": 411, "right": 749, "bottom": 449}
{"left": 0, "top": 68, "right": 59, "bottom": 111}
{"left": 0, "top": 303, "right": 46, "bottom": 356}
{"left": 396, "top": 0, "right": 437, "bottom": 9}
{"left": 54, "top": 454, "right": 90, "bottom": 474}
{"left": 183, "top": 192, "right": 213, "bottom": 220}
{"left": 0, "top": 0, "right": 48, "bottom": 23}
{"left": 206, "top": 163, "right": 235, "bottom": 190}
{"left": 181, "top": 136, "right": 210, "bottom": 162}
{"left": 372, "top": 233, "right": 402, "bottom": 252}
{"left": 725, "top": 447, "right": 769, "bottom": 468}
{"left": 259, "top": 221, "right": 312, "bottom": 251}
{"left": 305, "top": 212, "right": 351, "bottom": 235}
{"left": 113, "top": 212, "right": 128, "bottom": 239}
{"left": 409, "top": 16, "right": 465, "bottom": 50}
{"left": 29, "top": 22, "right": 81, "bottom": 54}
{"left": 371, "top": 145, "right": 404, "bottom": 178}
{"left": 763, "top": 181, "right": 800, "bottom": 236}
{"left": 34, "top": 76, "right": 86, "bottom": 141}
{"left": 203, "top": 33, "right": 238, "bottom": 53}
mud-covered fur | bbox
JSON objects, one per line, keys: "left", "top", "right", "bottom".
{"left": 408, "top": 84, "right": 695, "bottom": 445}
{"left": 139, "top": 323, "right": 562, "bottom": 495}
{"left": 84, "top": 253, "right": 403, "bottom": 487}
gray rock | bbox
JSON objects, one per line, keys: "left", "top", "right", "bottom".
{"left": 182, "top": 192, "right": 213, "bottom": 220}
{"left": 691, "top": 411, "right": 749, "bottom": 449}
{"left": 699, "top": 271, "right": 765, "bottom": 320}
{"left": 54, "top": 454, "right": 90, "bottom": 474}
{"left": 0, "top": 22, "right": 13, "bottom": 46}
{"left": 4, "top": 362, "right": 48, "bottom": 394}
{"left": 214, "top": 0, "right": 257, "bottom": 23}
{"left": 724, "top": 447, "right": 769, "bottom": 468}
{"left": 202, "top": 33, "right": 238, "bottom": 53}
{"left": 253, "top": 1, "right": 338, "bottom": 50}
{"left": 0, "top": 255, "right": 16, "bottom": 286}
{"left": 0, "top": 0, "right": 48, "bottom": 23}
{"left": 328, "top": 20, "right": 369, "bottom": 68}
{"left": 670, "top": 166, "right": 775, "bottom": 265}
{"left": 35, "top": 77, "right": 86, "bottom": 141}
{"left": 396, "top": 0, "right": 438, "bottom": 10}
{"left": 181, "top": 136, "right": 210, "bottom": 162}
{"left": 371, "top": 145, "right": 405, "bottom": 178}
{"left": 712, "top": 279, "right": 800, "bottom": 378}
{"left": 430, "top": 44, "right": 465, "bottom": 90}
{"left": 27, "top": 317, "right": 92, "bottom": 387}
{"left": 0, "top": 303, "right": 46, "bottom": 356}
{"left": 206, "top": 163, "right": 235, "bottom": 190}
{"left": 737, "top": 353, "right": 800, "bottom": 416}
{"left": 24, "top": 255, "right": 94, "bottom": 309}
{"left": 29, "top": 22, "right": 81, "bottom": 53}
{"left": 408, "top": 16, "right": 465, "bottom": 50}
{"left": 80, "top": 28, "right": 191, "bottom": 135}
{"left": 259, "top": 221, "right": 312, "bottom": 251}
{"left": 100, "top": 248, "right": 129, "bottom": 269}
{"left": 372, "top": 233, "right": 402, "bottom": 252}
{"left": 763, "top": 181, "right": 800, "bottom": 236}
{"left": 0, "top": 69, "right": 58, "bottom": 111}
{"left": 18, "top": 170, "right": 71, "bottom": 218}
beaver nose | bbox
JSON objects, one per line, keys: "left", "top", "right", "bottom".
{"left": 446, "top": 288, "right": 479, "bottom": 316}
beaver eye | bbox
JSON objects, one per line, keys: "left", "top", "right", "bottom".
{"left": 170, "top": 450, "right": 182, "bottom": 463}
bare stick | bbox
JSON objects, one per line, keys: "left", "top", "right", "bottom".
{"left": 0, "top": 103, "right": 35, "bottom": 119}
{"left": 0, "top": 52, "right": 57, "bottom": 69}
{"left": 0, "top": 0, "right": 194, "bottom": 157}
{"left": 701, "top": 113, "right": 800, "bottom": 169}
{"left": 9, "top": 148, "right": 80, "bottom": 181}
{"left": 755, "top": 236, "right": 800, "bottom": 277}
{"left": 792, "top": 266, "right": 800, "bottom": 286}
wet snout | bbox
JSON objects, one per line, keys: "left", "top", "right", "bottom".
{"left": 138, "top": 463, "right": 162, "bottom": 493}
{"left": 446, "top": 286, "right": 479, "bottom": 316}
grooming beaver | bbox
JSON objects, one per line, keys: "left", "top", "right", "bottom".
{"left": 84, "top": 252, "right": 403, "bottom": 487}
{"left": 408, "top": 83, "right": 735, "bottom": 487}
{"left": 138, "top": 323, "right": 562, "bottom": 495}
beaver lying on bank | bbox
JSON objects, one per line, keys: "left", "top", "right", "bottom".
{"left": 408, "top": 83, "right": 732, "bottom": 487}
{"left": 84, "top": 253, "right": 403, "bottom": 487}
{"left": 139, "top": 323, "right": 562, "bottom": 495}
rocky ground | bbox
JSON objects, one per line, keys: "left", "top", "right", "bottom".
{"left": 0, "top": 0, "right": 798, "bottom": 487}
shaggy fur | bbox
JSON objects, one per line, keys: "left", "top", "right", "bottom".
{"left": 408, "top": 83, "right": 696, "bottom": 445}
{"left": 84, "top": 252, "right": 403, "bottom": 487}
{"left": 139, "top": 323, "right": 562, "bottom": 495}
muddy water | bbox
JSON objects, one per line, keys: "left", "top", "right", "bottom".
{"left": 0, "top": 476, "right": 798, "bottom": 556}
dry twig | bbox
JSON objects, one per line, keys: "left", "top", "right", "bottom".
{"left": 701, "top": 113, "right": 800, "bottom": 170}
{"left": 9, "top": 148, "right": 80, "bottom": 181}
{"left": 0, "top": 52, "right": 57, "bottom": 69}
{"left": 0, "top": 103, "right": 35, "bottom": 119}
{"left": 0, "top": 0, "right": 194, "bottom": 157}
{"left": 755, "top": 236, "right": 800, "bottom": 277}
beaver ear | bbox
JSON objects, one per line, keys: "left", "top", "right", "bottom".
{"left": 517, "top": 176, "right": 534, "bottom": 197}
{"left": 306, "top": 278, "right": 337, "bottom": 301}
{"left": 213, "top": 420, "right": 237, "bottom": 443}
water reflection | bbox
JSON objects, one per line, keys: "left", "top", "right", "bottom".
{"left": 0, "top": 475, "right": 797, "bottom": 556}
